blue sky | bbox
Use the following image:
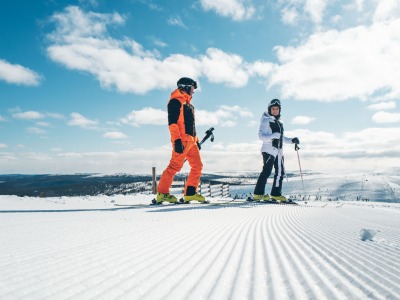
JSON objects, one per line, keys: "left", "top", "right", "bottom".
{"left": 1, "top": 0, "right": 400, "bottom": 174}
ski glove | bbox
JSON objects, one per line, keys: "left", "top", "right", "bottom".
{"left": 292, "top": 137, "right": 300, "bottom": 144}
{"left": 174, "top": 139, "right": 184, "bottom": 153}
{"left": 197, "top": 142, "right": 201, "bottom": 150}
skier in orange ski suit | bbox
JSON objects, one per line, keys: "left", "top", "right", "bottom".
{"left": 156, "top": 77, "right": 205, "bottom": 203}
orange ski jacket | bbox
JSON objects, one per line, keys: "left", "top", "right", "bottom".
{"left": 167, "top": 88, "right": 199, "bottom": 143}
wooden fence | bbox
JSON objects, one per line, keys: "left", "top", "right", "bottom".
{"left": 167, "top": 180, "right": 230, "bottom": 198}
{"left": 199, "top": 182, "right": 230, "bottom": 198}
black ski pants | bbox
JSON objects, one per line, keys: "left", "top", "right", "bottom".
{"left": 254, "top": 152, "right": 285, "bottom": 196}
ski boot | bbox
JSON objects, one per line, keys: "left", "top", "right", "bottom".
{"left": 253, "top": 194, "right": 263, "bottom": 202}
{"left": 183, "top": 193, "right": 206, "bottom": 203}
{"left": 253, "top": 194, "right": 270, "bottom": 202}
{"left": 154, "top": 193, "right": 178, "bottom": 204}
{"left": 270, "top": 195, "right": 287, "bottom": 202}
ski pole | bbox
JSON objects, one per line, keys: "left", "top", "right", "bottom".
{"left": 199, "top": 127, "right": 215, "bottom": 146}
{"left": 278, "top": 148, "right": 288, "bottom": 183}
{"left": 295, "top": 143, "right": 306, "bottom": 195}
{"left": 184, "top": 127, "right": 215, "bottom": 162}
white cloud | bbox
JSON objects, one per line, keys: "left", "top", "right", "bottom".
{"left": 0, "top": 115, "right": 6, "bottom": 122}
{"left": 12, "top": 111, "right": 45, "bottom": 120}
{"left": 291, "top": 115, "right": 315, "bottom": 125}
{"left": 46, "top": 6, "right": 273, "bottom": 94}
{"left": 46, "top": 112, "right": 65, "bottom": 119}
{"left": 304, "top": 0, "right": 329, "bottom": 24}
{"left": 121, "top": 107, "right": 166, "bottom": 127}
{"left": 141, "top": 1, "right": 163, "bottom": 11}
{"left": 247, "top": 60, "right": 276, "bottom": 77}
{"left": 21, "top": 152, "right": 52, "bottom": 161}
{"left": 2, "top": 126, "right": 400, "bottom": 173}
{"left": 150, "top": 36, "right": 167, "bottom": 48}
{"left": 45, "top": 5, "right": 400, "bottom": 103}
{"left": 78, "top": 0, "right": 99, "bottom": 7}
{"left": 281, "top": 127, "right": 400, "bottom": 172}
{"left": 48, "top": 6, "right": 124, "bottom": 39}
{"left": 200, "top": 0, "right": 256, "bottom": 21}
{"left": 353, "top": 0, "right": 365, "bottom": 12}
{"left": 167, "top": 16, "right": 186, "bottom": 28}
{"left": 36, "top": 122, "right": 50, "bottom": 127}
{"left": 281, "top": 7, "right": 298, "bottom": 25}
{"left": 0, "top": 143, "right": 7, "bottom": 149}
{"left": 47, "top": 6, "right": 200, "bottom": 94}
{"left": 342, "top": 127, "right": 400, "bottom": 147}
{"left": 0, "top": 59, "right": 41, "bottom": 86}
{"left": 269, "top": 18, "right": 400, "bottom": 102}
{"left": 27, "top": 127, "right": 46, "bottom": 134}
{"left": 371, "top": 111, "right": 400, "bottom": 123}
{"left": 373, "top": 0, "right": 400, "bottom": 22}
{"left": 367, "top": 101, "right": 396, "bottom": 110}
{"left": 278, "top": 0, "right": 329, "bottom": 26}
{"left": 120, "top": 105, "right": 253, "bottom": 128}
{"left": 103, "top": 131, "right": 128, "bottom": 139}
{"left": 197, "top": 105, "right": 253, "bottom": 127}
{"left": 200, "top": 48, "right": 249, "bottom": 87}
{"left": 0, "top": 152, "right": 17, "bottom": 162}
{"left": 68, "top": 112, "right": 99, "bottom": 128}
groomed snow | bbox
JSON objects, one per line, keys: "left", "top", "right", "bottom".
{"left": 1, "top": 194, "right": 400, "bottom": 299}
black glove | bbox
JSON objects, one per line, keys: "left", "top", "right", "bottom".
{"left": 174, "top": 139, "right": 184, "bottom": 153}
{"left": 197, "top": 142, "right": 201, "bottom": 150}
{"left": 292, "top": 137, "right": 300, "bottom": 144}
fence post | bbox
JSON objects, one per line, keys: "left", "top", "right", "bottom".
{"left": 199, "top": 181, "right": 201, "bottom": 195}
{"left": 152, "top": 167, "right": 157, "bottom": 194}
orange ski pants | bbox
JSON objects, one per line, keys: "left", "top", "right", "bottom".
{"left": 158, "top": 140, "right": 203, "bottom": 195}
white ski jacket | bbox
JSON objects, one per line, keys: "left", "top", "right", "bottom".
{"left": 258, "top": 112, "right": 293, "bottom": 156}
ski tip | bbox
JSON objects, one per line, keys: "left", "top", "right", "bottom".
{"left": 150, "top": 199, "right": 164, "bottom": 205}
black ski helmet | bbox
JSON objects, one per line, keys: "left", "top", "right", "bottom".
{"left": 177, "top": 77, "right": 197, "bottom": 95}
{"left": 268, "top": 98, "right": 281, "bottom": 119}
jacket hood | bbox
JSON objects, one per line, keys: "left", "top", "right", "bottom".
{"left": 170, "top": 88, "right": 192, "bottom": 103}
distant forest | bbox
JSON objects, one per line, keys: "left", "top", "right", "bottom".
{"left": 0, "top": 173, "right": 262, "bottom": 197}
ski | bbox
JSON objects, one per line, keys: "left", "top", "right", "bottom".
{"left": 176, "top": 198, "right": 240, "bottom": 205}
{"left": 114, "top": 198, "right": 246, "bottom": 208}
{"left": 114, "top": 203, "right": 155, "bottom": 208}
{"left": 114, "top": 197, "right": 300, "bottom": 208}
{"left": 245, "top": 197, "right": 298, "bottom": 205}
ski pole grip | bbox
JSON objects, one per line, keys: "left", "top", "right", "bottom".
{"left": 199, "top": 127, "right": 215, "bottom": 145}
{"left": 206, "top": 127, "right": 215, "bottom": 142}
{"left": 295, "top": 143, "right": 300, "bottom": 151}
{"left": 205, "top": 127, "right": 214, "bottom": 136}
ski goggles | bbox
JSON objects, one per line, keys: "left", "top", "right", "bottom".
{"left": 178, "top": 84, "right": 196, "bottom": 90}
{"left": 270, "top": 99, "right": 281, "bottom": 106}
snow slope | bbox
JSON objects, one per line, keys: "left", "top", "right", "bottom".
{"left": 1, "top": 195, "right": 400, "bottom": 300}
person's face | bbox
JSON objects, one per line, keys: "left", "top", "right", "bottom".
{"left": 271, "top": 106, "right": 280, "bottom": 116}
{"left": 190, "top": 85, "right": 195, "bottom": 95}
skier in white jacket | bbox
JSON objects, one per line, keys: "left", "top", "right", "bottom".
{"left": 253, "top": 99, "right": 300, "bottom": 202}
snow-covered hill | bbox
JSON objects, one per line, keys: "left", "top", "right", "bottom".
{"left": 2, "top": 172, "right": 399, "bottom": 202}
{"left": 1, "top": 193, "right": 400, "bottom": 299}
